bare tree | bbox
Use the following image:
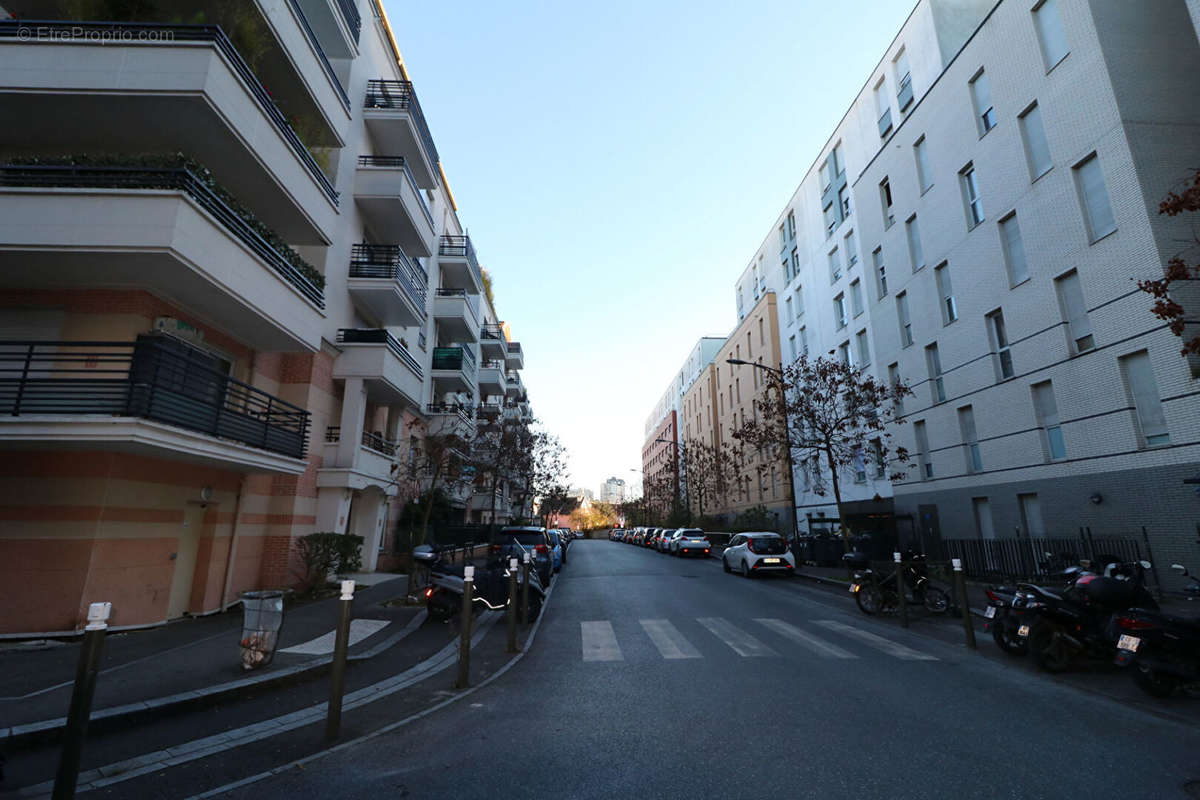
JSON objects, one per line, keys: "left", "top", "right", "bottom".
{"left": 511, "top": 428, "right": 567, "bottom": 524}
{"left": 470, "top": 413, "right": 533, "bottom": 526}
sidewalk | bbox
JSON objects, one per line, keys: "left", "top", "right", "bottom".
{"left": 0, "top": 573, "right": 420, "bottom": 742}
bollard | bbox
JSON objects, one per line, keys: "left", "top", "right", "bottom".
{"left": 894, "top": 552, "right": 909, "bottom": 629}
{"left": 455, "top": 565, "right": 474, "bottom": 689}
{"left": 506, "top": 557, "right": 520, "bottom": 653}
{"left": 53, "top": 602, "right": 111, "bottom": 800}
{"left": 325, "top": 579, "right": 355, "bottom": 741}
{"left": 952, "top": 559, "right": 977, "bottom": 650}
{"left": 521, "top": 551, "right": 531, "bottom": 625}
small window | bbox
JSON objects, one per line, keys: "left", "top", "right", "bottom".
{"left": 906, "top": 214, "right": 925, "bottom": 271}
{"left": 872, "top": 247, "right": 888, "bottom": 299}
{"left": 798, "top": 325, "right": 808, "bottom": 356}
{"left": 914, "top": 420, "right": 932, "bottom": 479}
{"left": 834, "top": 293, "right": 847, "bottom": 329}
{"left": 958, "top": 405, "right": 982, "bottom": 473}
{"left": 1120, "top": 350, "right": 1170, "bottom": 447}
{"left": 935, "top": 262, "right": 958, "bottom": 324}
{"left": 1073, "top": 153, "right": 1117, "bottom": 242}
{"left": 1054, "top": 269, "right": 1093, "bottom": 353}
{"left": 1018, "top": 102, "right": 1053, "bottom": 180}
{"left": 856, "top": 328, "right": 870, "bottom": 366}
{"left": 1033, "top": 0, "right": 1070, "bottom": 70}
{"left": 880, "top": 178, "right": 895, "bottom": 228}
{"left": 1031, "top": 380, "right": 1066, "bottom": 460}
{"left": 897, "top": 292, "right": 913, "bottom": 347}
{"left": 839, "top": 185, "right": 852, "bottom": 218}
{"left": 875, "top": 78, "right": 892, "bottom": 138}
{"left": 838, "top": 341, "right": 851, "bottom": 366}
{"left": 970, "top": 69, "right": 996, "bottom": 135}
{"left": 987, "top": 309, "right": 1015, "bottom": 381}
{"left": 960, "top": 163, "right": 984, "bottom": 227}
{"left": 829, "top": 247, "right": 842, "bottom": 283}
{"left": 999, "top": 212, "right": 1030, "bottom": 286}
{"left": 850, "top": 279, "right": 864, "bottom": 318}
{"left": 914, "top": 136, "right": 933, "bottom": 193}
{"left": 872, "top": 438, "right": 887, "bottom": 478}
{"left": 785, "top": 296, "right": 794, "bottom": 324}
{"left": 844, "top": 229, "right": 859, "bottom": 266}
{"left": 794, "top": 286, "right": 804, "bottom": 317}
{"left": 789, "top": 335, "right": 797, "bottom": 361}
{"left": 925, "top": 342, "right": 946, "bottom": 403}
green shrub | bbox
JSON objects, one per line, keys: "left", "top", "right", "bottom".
{"left": 296, "top": 532, "right": 363, "bottom": 589}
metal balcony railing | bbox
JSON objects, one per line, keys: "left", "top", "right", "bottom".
{"left": 432, "top": 345, "right": 477, "bottom": 372}
{"left": 348, "top": 243, "right": 428, "bottom": 313}
{"left": 356, "top": 155, "right": 434, "bottom": 227}
{"left": 480, "top": 359, "right": 506, "bottom": 370}
{"left": 481, "top": 323, "right": 504, "bottom": 341}
{"left": 363, "top": 79, "right": 440, "bottom": 168}
{"left": 336, "top": 328, "right": 423, "bottom": 377}
{"left": 282, "top": 0, "right": 350, "bottom": 109}
{"left": 476, "top": 403, "right": 501, "bottom": 417}
{"left": 334, "top": 0, "right": 362, "bottom": 40}
{"left": 0, "top": 338, "right": 311, "bottom": 458}
{"left": 324, "top": 425, "right": 398, "bottom": 457}
{"left": 438, "top": 235, "right": 484, "bottom": 290}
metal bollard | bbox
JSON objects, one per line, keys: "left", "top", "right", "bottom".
{"left": 506, "top": 557, "right": 520, "bottom": 653}
{"left": 53, "top": 602, "right": 111, "bottom": 800}
{"left": 521, "top": 552, "right": 531, "bottom": 625}
{"left": 455, "top": 565, "right": 474, "bottom": 689}
{"left": 952, "top": 558, "right": 977, "bottom": 650}
{"left": 325, "top": 579, "right": 355, "bottom": 741}
{"left": 894, "top": 552, "right": 909, "bottom": 629}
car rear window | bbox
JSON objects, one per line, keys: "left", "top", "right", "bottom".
{"left": 751, "top": 536, "right": 787, "bottom": 554}
{"left": 679, "top": 530, "right": 705, "bottom": 538}
{"left": 501, "top": 532, "right": 545, "bottom": 546}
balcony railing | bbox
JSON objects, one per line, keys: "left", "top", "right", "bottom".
{"left": 0, "top": 21, "right": 340, "bottom": 205}
{"left": 0, "top": 338, "right": 311, "bottom": 458}
{"left": 426, "top": 403, "right": 473, "bottom": 425}
{"left": 481, "top": 359, "right": 506, "bottom": 370}
{"left": 349, "top": 243, "right": 428, "bottom": 313}
{"left": 481, "top": 323, "right": 504, "bottom": 341}
{"left": 432, "top": 345, "right": 477, "bottom": 372}
{"left": 438, "top": 234, "right": 484, "bottom": 289}
{"left": 363, "top": 79, "right": 439, "bottom": 167}
{"left": 282, "top": 0, "right": 350, "bottom": 109}
{"left": 0, "top": 162, "right": 326, "bottom": 308}
{"left": 336, "top": 328, "right": 423, "bottom": 377}
{"left": 335, "top": 0, "right": 362, "bottom": 40}
{"left": 435, "top": 288, "right": 481, "bottom": 321}
{"left": 356, "top": 155, "right": 434, "bottom": 228}
{"left": 324, "top": 426, "right": 398, "bottom": 457}
{"left": 476, "top": 403, "right": 501, "bottom": 417}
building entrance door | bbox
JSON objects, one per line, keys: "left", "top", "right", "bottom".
{"left": 167, "top": 504, "right": 205, "bottom": 619}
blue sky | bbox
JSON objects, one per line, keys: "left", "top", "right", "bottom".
{"left": 383, "top": 0, "right": 917, "bottom": 497}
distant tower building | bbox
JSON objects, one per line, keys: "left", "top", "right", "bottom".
{"left": 600, "top": 477, "right": 626, "bottom": 504}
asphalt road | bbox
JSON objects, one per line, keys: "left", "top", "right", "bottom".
{"left": 217, "top": 540, "right": 1200, "bottom": 800}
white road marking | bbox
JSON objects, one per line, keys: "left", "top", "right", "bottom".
{"left": 639, "top": 619, "right": 702, "bottom": 659}
{"left": 279, "top": 619, "right": 390, "bottom": 655}
{"left": 813, "top": 619, "right": 938, "bottom": 661}
{"left": 753, "top": 618, "right": 858, "bottom": 659}
{"left": 581, "top": 621, "right": 624, "bottom": 661}
{"left": 696, "top": 617, "right": 777, "bottom": 657}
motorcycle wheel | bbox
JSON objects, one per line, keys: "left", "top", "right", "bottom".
{"left": 1029, "top": 621, "right": 1075, "bottom": 673}
{"left": 856, "top": 584, "right": 883, "bottom": 615}
{"left": 991, "top": 619, "right": 1029, "bottom": 656}
{"left": 922, "top": 587, "right": 950, "bottom": 615}
{"left": 881, "top": 589, "right": 900, "bottom": 614}
{"left": 1132, "top": 663, "right": 1180, "bottom": 698}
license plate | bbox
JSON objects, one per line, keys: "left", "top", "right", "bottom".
{"left": 763, "top": 558, "right": 781, "bottom": 564}
{"left": 849, "top": 583, "right": 860, "bottom": 593}
{"left": 1118, "top": 634, "right": 1141, "bottom": 653}
{"left": 1018, "top": 624, "right": 1030, "bottom": 638}
{"left": 984, "top": 606, "right": 996, "bottom": 619}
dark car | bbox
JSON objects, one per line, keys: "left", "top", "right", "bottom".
{"left": 492, "top": 526, "right": 553, "bottom": 586}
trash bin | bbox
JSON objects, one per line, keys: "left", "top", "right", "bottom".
{"left": 239, "top": 590, "right": 285, "bottom": 670}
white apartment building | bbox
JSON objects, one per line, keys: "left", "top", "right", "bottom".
{"left": 600, "top": 477, "right": 626, "bottom": 505}
{"left": 0, "top": 0, "right": 530, "bottom": 634}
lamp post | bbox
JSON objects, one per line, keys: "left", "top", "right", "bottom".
{"left": 726, "top": 358, "right": 799, "bottom": 543}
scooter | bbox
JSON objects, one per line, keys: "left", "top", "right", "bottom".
{"left": 987, "top": 564, "right": 1090, "bottom": 656}
{"left": 1111, "top": 563, "right": 1200, "bottom": 697}
{"left": 413, "top": 544, "right": 545, "bottom": 623}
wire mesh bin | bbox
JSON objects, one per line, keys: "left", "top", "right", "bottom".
{"left": 239, "top": 590, "right": 285, "bottom": 670}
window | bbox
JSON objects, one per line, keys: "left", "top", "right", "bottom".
{"left": 914, "top": 136, "right": 932, "bottom": 193}
{"left": 914, "top": 420, "right": 932, "bottom": 479}
{"left": 789, "top": 335, "right": 797, "bottom": 361}
{"left": 888, "top": 362, "right": 903, "bottom": 413}
{"left": 906, "top": 214, "right": 925, "bottom": 271}
{"left": 794, "top": 286, "right": 804, "bottom": 317}
{"left": 798, "top": 325, "right": 808, "bottom": 356}
{"left": 834, "top": 293, "right": 847, "bottom": 329}
{"left": 838, "top": 341, "right": 851, "bottom": 366}
{"left": 935, "top": 262, "right": 958, "bottom": 324}
{"left": 925, "top": 342, "right": 946, "bottom": 403}
{"left": 897, "top": 292, "right": 913, "bottom": 347}
{"left": 853, "top": 445, "right": 867, "bottom": 483}
{"left": 1031, "top": 380, "right": 1066, "bottom": 460}
{"left": 958, "top": 405, "right": 982, "bottom": 473}
{"left": 850, "top": 279, "right": 864, "bottom": 317}
{"left": 829, "top": 247, "right": 842, "bottom": 283}
{"left": 1120, "top": 350, "right": 1170, "bottom": 447}
{"left": 987, "top": 309, "right": 1015, "bottom": 380}
{"left": 844, "top": 229, "right": 858, "bottom": 266}
{"left": 824, "top": 197, "right": 839, "bottom": 234}
{"left": 781, "top": 255, "right": 791, "bottom": 284}
{"left": 999, "top": 212, "right": 1030, "bottom": 285}
{"left": 839, "top": 185, "right": 852, "bottom": 218}
{"left": 786, "top": 210, "right": 796, "bottom": 240}
{"left": 973, "top": 497, "right": 996, "bottom": 539}
{"left": 778, "top": 222, "right": 787, "bottom": 253}
{"left": 856, "top": 328, "right": 870, "bottom": 366}
{"left": 820, "top": 159, "right": 834, "bottom": 193}
{"left": 759, "top": 318, "right": 765, "bottom": 346}
{"left": 790, "top": 248, "right": 800, "bottom": 284}
{"left": 894, "top": 48, "right": 913, "bottom": 111}
{"left": 1073, "top": 153, "right": 1117, "bottom": 242}
{"left": 1018, "top": 102, "right": 1052, "bottom": 180}
{"left": 873, "top": 247, "right": 888, "bottom": 298}
{"left": 1054, "top": 269, "right": 1094, "bottom": 353}
{"left": 872, "top": 438, "right": 887, "bottom": 478}
{"left": 970, "top": 69, "right": 996, "bottom": 135}
{"left": 875, "top": 78, "right": 892, "bottom": 137}
{"left": 961, "top": 163, "right": 984, "bottom": 227}
{"left": 785, "top": 296, "right": 793, "bottom": 324}
{"left": 1033, "top": 0, "right": 1070, "bottom": 70}
{"left": 880, "top": 178, "right": 895, "bottom": 227}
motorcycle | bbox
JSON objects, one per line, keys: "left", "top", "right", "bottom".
{"left": 845, "top": 550, "right": 949, "bottom": 616}
{"left": 1111, "top": 563, "right": 1200, "bottom": 697}
{"left": 413, "top": 544, "right": 545, "bottom": 624}
{"left": 987, "top": 565, "right": 1090, "bottom": 656}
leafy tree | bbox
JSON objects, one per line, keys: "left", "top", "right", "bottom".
{"left": 1137, "top": 168, "right": 1200, "bottom": 359}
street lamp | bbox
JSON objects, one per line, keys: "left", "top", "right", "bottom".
{"left": 725, "top": 358, "right": 799, "bottom": 543}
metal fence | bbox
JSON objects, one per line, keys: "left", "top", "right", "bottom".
{"left": 940, "top": 532, "right": 1149, "bottom": 583}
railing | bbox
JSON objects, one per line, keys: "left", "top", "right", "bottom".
{"left": 325, "top": 425, "right": 398, "bottom": 457}
{"left": 363, "top": 79, "right": 440, "bottom": 168}
{"left": 348, "top": 243, "right": 428, "bottom": 313}
{"left": 481, "top": 323, "right": 504, "bottom": 341}
{"left": 0, "top": 163, "right": 325, "bottom": 308}
{"left": 325, "top": 425, "right": 341, "bottom": 443}
{"left": 0, "top": 21, "right": 340, "bottom": 206}
{"left": 434, "top": 288, "right": 481, "bottom": 323}
{"left": 476, "top": 403, "right": 501, "bottom": 416}
{"left": 506, "top": 341, "right": 523, "bottom": 358}
{"left": 336, "top": 328, "right": 423, "bottom": 377}
{"left": 432, "top": 345, "right": 477, "bottom": 372}
{"left": 941, "top": 535, "right": 1149, "bottom": 583}
{"left": 282, "top": 0, "right": 351, "bottom": 109}
{"left": 0, "top": 339, "right": 311, "bottom": 458}
{"left": 438, "top": 235, "right": 484, "bottom": 289}
{"left": 426, "top": 403, "right": 472, "bottom": 425}
{"left": 897, "top": 72, "right": 914, "bottom": 111}
{"left": 480, "top": 359, "right": 506, "bottom": 370}
{"left": 335, "top": 0, "right": 362, "bottom": 41}
{"left": 355, "top": 155, "right": 433, "bottom": 227}
{"left": 461, "top": 344, "right": 477, "bottom": 370}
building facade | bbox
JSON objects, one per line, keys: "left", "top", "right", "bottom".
{"left": 600, "top": 477, "right": 626, "bottom": 505}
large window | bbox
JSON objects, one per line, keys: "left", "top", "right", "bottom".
{"left": 897, "top": 291, "right": 913, "bottom": 347}
{"left": 925, "top": 342, "right": 946, "bottom": 403}
{"left": 1031, "top": 380, "right": 1066, "bottom": 460}
{"left": 875, "top": 77, "right": 892, "bottom": 138}
{"left": 1073, "top": 153, "right": 1117, "bottom": 242}
{"left": 1120, "top": 350, "right": 1170, "bottom": 447}
{"left": 969, "top": 69, "right": 996, "bottom": 135}
{"left": 829, "top": 247, "right": 843, "bottom": 283}
{"left": 999, "top": 212, "right": 1030, "bottom": 285}
{"left": 844, "top": 229, "right": 859, "bottom": 267}
{"left": 914, "top": 420, "right": 932, "bottom": 479}
{"left": 914, "top": 135, "right": 932, "bottom": 193}
{"left": 1054, "top": 269, "right": 1094, "bottom": 353}
{"left": 856, "top": 328, "right": 870, "bottom": 366}
{"left": 834, "top": 293, "right": 847, "bottom": 330}
{"left": 850, "top": 279, "right": 864, "bottom": 318}
{"left": 961, "top": 163, "right": 984, "bottom": 227}
{"left": 935, "top": 262, "right": 958, "bottom": 324}
{"left": 1033, "top": 0, "right": 1070, "bottom": 70}
{"left": 1018, "top": 102, "right": 1053, "bottom": 180}
{"left": 894, "top": 47, "right": 913, "bottom": 111}
{"left": 888, "top": 363, "right": 903, "bottom": 413}
{"left": 958, "top": 405, "right": 982, "bottom": 473}
{"left": 906, "top": 214, "right": 925, "bottom": 272}
{"left": 872, "top": 247, "right": 888, "bottom": 299}
{"left": 987, "top": 309, "right": 1014, "bottom": 381}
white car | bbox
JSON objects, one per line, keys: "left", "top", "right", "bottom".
{"left": 669, "top": 529, "right": 711, "bottom": 557}
{"left": 721, "top": 532, "right": 795, "bottom": 577}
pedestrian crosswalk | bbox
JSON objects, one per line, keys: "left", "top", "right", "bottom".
{"left": 579, "top": 617, "right": 938, "bottom": 663}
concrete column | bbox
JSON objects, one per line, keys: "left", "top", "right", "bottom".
{"left": 316, "top": 487, "right": 352, "bottom": 534}
{"left": 354, "top": 489, "right": 388, "bottom": 572}
{"left": 336, "top": 378, "right": 366, "bottom": 468}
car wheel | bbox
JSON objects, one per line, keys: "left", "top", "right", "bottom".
{"left": 742, "top": 560, "right": 752, "bottom": 578}
{"left": 723, "top": 556, "right": 731, "bottom": 574}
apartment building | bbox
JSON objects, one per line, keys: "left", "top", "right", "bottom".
{"left": 600, "top": 477, "right": 626, "bottom": 505}
{"left": 0, "top": 1, "right": 529, "bottom": 634}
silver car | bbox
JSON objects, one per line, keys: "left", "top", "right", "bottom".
{"left": 669, "top": 528, "right": 711, "bottom": 557}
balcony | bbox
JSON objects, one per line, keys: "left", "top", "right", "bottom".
{"left": 334, "top": 329, "right": 423, "bottom": 408}
{"left": 424, "top": 402, "right": 474, "bottom": 438}
{"left": 318, "top": 426, "right": 399, "bottom": 495}
{"left": 437, "top": 235, "right": 484, "bottom": 295}
{"left": 480, "top": 324, "right": 507, "bottom": 359}
{"left": 347, "top": 244, "right": 428, "bottom": 327}
{"left": 354, "top": 156, "right": 435, "bottom": 257}
{"left": 476, "top": 402, "right": 502, "bottom": 420}
{"left": 295, "top": 0, "right": 361, "bottom": 59}
{"left": 0, "top": 20, "right": 341, "bottom": 244}
{"left": 478, "top": 360, "right": 507, "bottom": 396}
{"left": 505, "top": 371, "right": 524, "bottom": 398}
{"left": 363, "top": 80, "right": 440, "bottom": 189}
{"left": 0, "top": 162, "right": 325, "bottom": 352}
{"left": 0, "top": 338, "right": 310, "bottom": 473}
{"left": 433, "top": 289, "right": 482, "bottom": 342}
{"left": 505, "top": 341, "right": 525, "bottom": 371}
{"left": 431, "top": 346, "right": 477, "bottom": 394}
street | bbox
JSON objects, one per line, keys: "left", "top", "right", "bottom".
{"left": 212, "top": 540, "right": 1200, "bottom": 800}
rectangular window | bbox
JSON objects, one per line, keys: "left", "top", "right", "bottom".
{"left": 973, "top": 497, "right": 996, "bottom": 540}
{"left": 839, "top": 185, "right": 852, "bottom": 218}
{"left": 914, "top": 136, "right": 932, "bottom": 193}
{"left": 999, "top": 212, "right": 1030, "bottom": 285}
{"left": 844, "top": 230, "right": 858, "bottom": 266}
{"left": 838, "top": 341, "right": 851, "bottom": 366}
{"left": 1120, "top": 350, "right": 1170, "bottom": 447}
{"left": 914, "top": 420, "right": 932, "bottom": 479}
{"left": 786, "top": 210, "right": 796, "bottom": 240}
{"left": 872, "top": 438, "right": 887, "bottom": 478}
{"left": 798, "top": 325, "right": 808, "bottom": 356}
{"left": 875, "top": 78, "right": 892, "bottom": 137}
{"left": 1073, "top": 153, "right": 1117, "bottom": 242}
{"left": 789, "top": 335, "right": 797, "bottom": 361}
{"left": 856, "top": 328, "right": 870, "bottom": 366}
{"left": 961, "top": 163, "right": 984, "bottom": 227}
{"left": 834, "top": 293, "right": 847, "bottom": 329}
{"left": 850, "top": 279, "right": 864, "bottom": 317}
{"left": 987, "top": 309, "right": 1015, "bottom": 380}
{"left": 794, "top": 286, "right": 804, "bottom": 317}
{"left": 873, "top": 247, "right": 888, "bottom": 298}
{"left": 897, "top": 292, "right": 913, "bottom": 347}
{"left": 958, "top": 405, "right": 982, "bottom": 473}
{"left": 829, "top": 247, "right": 842, "bottom": 283}
{"left": 894, "top": 48, "right": 913, "bottom": 110}
{"left": 1054, "top": 269, "right": 1094, "bottom": 353}
{"left": 1031, "top": 380, "right": 1066, "bottom": 460}
{"left": 880, "top": 178, "right": 895, "bottom": 228}
{"left": 970, "top": 69, "right": 996, "bottom": 135}
{"left": 785, "top": 296, "right": 794, "bottom": 324}
{"left": 906, "top": 214, "right": 925, "bottom": 271}
{"left": 888, "top": 362, "right": 903, "bottom": 413}
{"left": 823, "top": 198, "right": 838, "bottom": 234}
{"left": 820, "top": 159, "right": 833, "bottom": 193}
{"left": 1018, "top": 102, "right": 1053, "bottom": 180}
{"left": 925, "top": 342, "right": 946, "bottom": 403}
{"left": 778, "top": 222, "right": 787, "bottom": 253}
{"left": 1033, "top": 0, "right": 1070, "bottom": 70}
{"left": 853, "top": 445, "right": 867, "bottom": 483}
{"left": 935, "top": 262, "right": 958, "bottom": 324}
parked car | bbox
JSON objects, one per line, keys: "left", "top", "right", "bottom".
{"left": 721, "top": 532, "right": 795, "bottom": 577}
{"left": 610, "top": 529, "right": 624, "bottom": 541}
{"left": 669, "top": 529, "right": 710, "bottom": 557}
{"left": 547, "top": 530, "right": 565, "bottom": 572}
{"left": 492, "top": 526, "right": 554, "bottom": 586}
{"left": 657, "top": 529, "right": 677, "bottom": 552}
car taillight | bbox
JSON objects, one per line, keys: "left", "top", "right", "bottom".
{"left": 424, "top": 587, "right": 433, "bottom": 598}
{"left": 535, "top": 544, "right": 548, "bottom": 554}
{"left": 985, "top": 589, "right": 1000, "bottom": 604}
{"left": 1117, "top": 616, "right": 1156, "bottom": 630}
{"left": 745, "top": 541, "right": 756, "bottom": 553}
{"left": 490, "top": 544, "right": 502, "bottom": 553}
